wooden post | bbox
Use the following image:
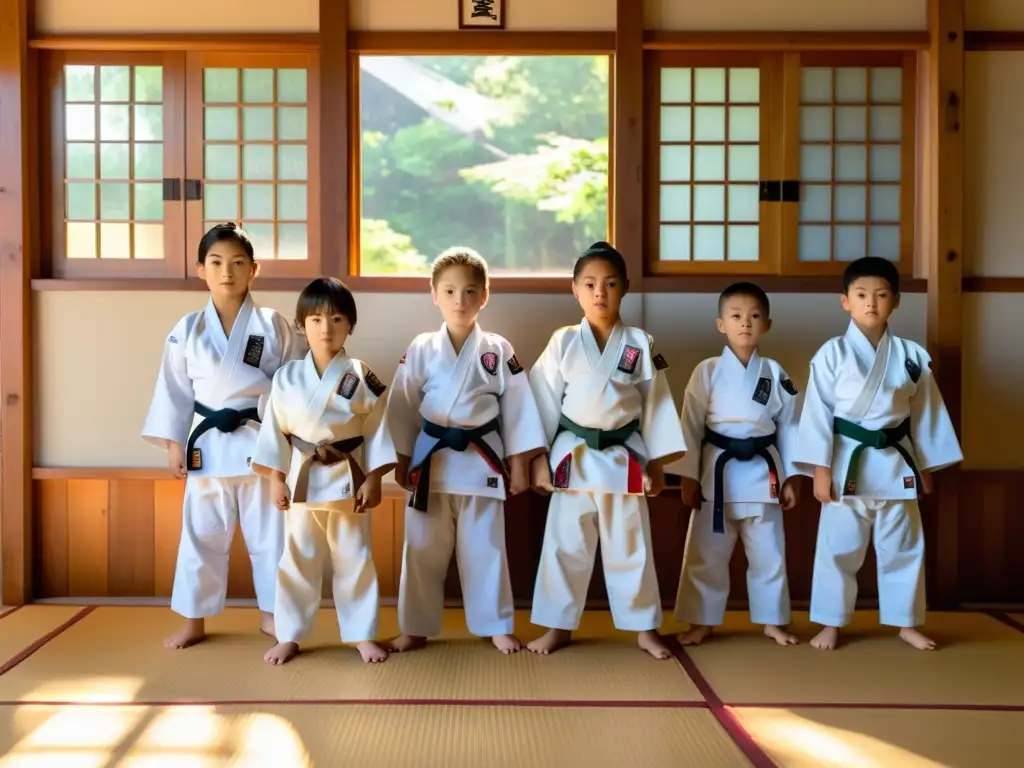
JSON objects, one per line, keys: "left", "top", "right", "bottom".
{"left": 320, "top": 0, "right": 349, "bottom": 276}
{"left": 0, "top": 0, "right": 33, "bottom": 604}
{"left": 614, "top": 0, "right": 644, "bottom": 289}
{"left": 926, "top": 0, "right": 964, "bottom": 608}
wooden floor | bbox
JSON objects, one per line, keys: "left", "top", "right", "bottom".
{"left": 1, "top": 606, "right": 1023, "bottom": 766}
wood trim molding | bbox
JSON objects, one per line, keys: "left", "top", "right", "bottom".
{"left": 348, "top": 31, "right": 615, "bottom": 54}
{"left": 964, "top": 32, "right": 1024, "bottom": 51}
{"left": 321, "top": 0, "right": 349, "bottom": 279}
{"left": 962, "top": 277, "right": 1024, "bottom": 292}
{"left": 0, "top": 0, "right": 33, "bottom": 605}
{"left": 643, "top": 31, "right": 931, "bottom": 51}
{"left": 613, "top": 0, "right": 644, "bottom": 290}
{"left": 29, "top": 34, "right": 320, "bottom": 52}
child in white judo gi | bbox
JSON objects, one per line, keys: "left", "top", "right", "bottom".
{"left": 387, "top": 247, "right": 548, "bottom": 654}
{"left": 141, "top": 223, "right": 304, "bottom": 649}
{"left": 253, "top": 277, "right": 398, "bottom": 665}
{"left": 668, "top": 282, "right": 802, "bottom": 647}
{"left": 527, "top": 242, "right": 687, "bottom": 659}
{"left": 795, "top": 257, "right": 963, "bottom": 651}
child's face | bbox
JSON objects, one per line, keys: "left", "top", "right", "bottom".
{"left": 303, "top": 311, "right": 350, "bottom": 359}
{"left": 841, "top": 276, "right": 899, "bottom": 332}
{"left": 572, "top": 259, "right": 625, "bottom": 326}
{"left": 432, "top": 265, "right": 487, "bottom": 331}
{"left": 716, "top": 294, "right": 770, "bottom": 350}
{"left": 197, "top": 240, "right": 257, "bottom": 299}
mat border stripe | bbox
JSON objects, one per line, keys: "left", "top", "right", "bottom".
{"left": 0, "top": 607, "right": 95, "bottom": 678}
{"left": 988, "top": 611, "right": 1024, "bottom": 635}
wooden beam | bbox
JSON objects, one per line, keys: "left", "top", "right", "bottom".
{"left": 320, "top": 0, "right": 348, "bottom": 277}
{"left": 614, "top": 0, "right": 644, "bottom": 290}
{"left": 0, "top": 0, "right": 33, "bottom": 605}
{"left": 644, "top": 30, "right": 930, "bottom": 51}
{"left": 926, "top": 0, "right": 964, "bottom": 609}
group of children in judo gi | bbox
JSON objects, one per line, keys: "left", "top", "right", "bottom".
{"left": 141, "top": 222, "right": 962, "bottom": 664}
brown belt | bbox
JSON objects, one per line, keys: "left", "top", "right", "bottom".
{"left": 288, "top": 435, "right": 365, "bottom": 504}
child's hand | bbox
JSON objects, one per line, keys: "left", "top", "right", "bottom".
{"left": 531, "top": 454, "right": 555, "bottom": 494}
{"left": 813, "top": 466, "right": 834, "bottom": 504}
{"left": 919, "top": 470, "right": 933, "bottom": 495}
{"left": 681, "top": 477, "right": 702, "bottom": 509}
{"left": 355, "top": 475, "right": 382, "bottom": 513}
{"left": 779, "top": 477, "right": 800, "bottom": 510}
{"left": 168, "top": 443, "right": 187, "bottom": 478}
{"left": 271, "top": 475, "right": 291, "bottom": 511}
{"left": 395, "top": 455, "right": 411, "bottom": 490}
{"left": 644, "top": 463, "right": 665, "bottom": 496}
{"left": 508, "top": 454, "right": 530, "bottom": 496}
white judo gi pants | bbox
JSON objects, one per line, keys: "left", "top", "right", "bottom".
{"left": 531, "top": 491, "right": 662, "bottom": 632}
{"left": 674, "top": 502, "right": 790, "bottom": 627}
{"left": 172, "top": 475, "right": 283, "bottom": 619}
{"left": 810, "top": 498, "right": 926, "bottom": 628}
{"left": 274, "top": 502, "right": 379, "bottom": 644}
{"left": 398, "top": 493, "right": 514, "bottom": 638}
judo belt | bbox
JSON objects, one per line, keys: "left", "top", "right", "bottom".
{"left": 833, "top": 416, "right": 921, "bottom": 495}
{"left": 186, "top": 402, "right": 260, "bottom": 471}
{"left": 556, "top": 414, "right": 646, "bottom": 466}
{"left": 288, "top": 435, "right": 366, "bottom": 504}
{"left": 703, "top": 429, "right": 778, "bottom": 535}
{"left": 409, "top": 418, "right": 504, "bottom": 512}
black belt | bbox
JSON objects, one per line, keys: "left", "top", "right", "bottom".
{"left": 833, "top": 416, "right": 920, "bottom": 496}
{"left": 289, "top": 435, "right": 366, "bottom": 504}
{"left": 185, "top": 402, "right": 260, "bottom": 471}
{"left": 409, "top": 418, "right": 504, "bottom": 512}
{"left": 703, "top": 428, "right": 778, "bottom": 534}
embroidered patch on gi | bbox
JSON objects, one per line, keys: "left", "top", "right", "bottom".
{"left": 769, "top": 469, "right": 779, "bottom": 499}
{"left": 168, "top": 335, "right": 178, "bottom": 344}
{"left": 399, "top": 351, "right": 407, "bottom": 365}
{"left": 845, "top": 480, "right": 857, "bottom": 495}
{"left": 486, "top": 477, "right": 499, "bottom": 488}
{"left": 781, "top": 377, "right": 798, "bottom": 396}
{"left": 507, "top": 354, "right": 524, "bottom": 375}
{"left": 243, "top": 335, "right": 264, "bottom": 368}
{"left": 617, "top": 345, "right": 641, "bottom": 374}
{"left": 906, "top": 358, "right": 921, "bottom": 383}
{"left": 408, "top": 468, "right": 421, "bottom": 488}
{"left": 904, "top": 476, "right": 915, "bottom": 489}
{"left": 246, "top": 457, "right": 252, "bottom": 467}
{"left": 339, "top": 372, "right": 359, "bottom": 399}
{"left": 190, "top": 449, "right": 202, "bottom": 471}
{"left": 481, "top": 352, "right": 498, "bottom": 375}
{"left": 341, "top": 482, "right": 351, "bottom": 496}
{"left": 752, "top": 377, "right": 772, "bottom": 405}
{"left": 364, "top": 369, "right": 386, "bottom": 397}
{"left": 554, "top": 455, "right": 572, "bottom": 489}
{"left": 652, "top": 353, "right": 669, "bottom": 371}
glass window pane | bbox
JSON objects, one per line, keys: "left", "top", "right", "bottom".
{"left": 835, "top": 146, "right": 867, "bottom": 182}
{"left": 65, "top": 66, "right": 95, "bottom": 102}
{"left": 728, "top": 68, "right": 759, "bottom": 103}
{"left": 870, "top": 67, "right": 902, "bottom": 103}
{"left": 243, "top": 184, "right": 275, "bottom": 220}
{"left": 67, "top": 222, "right": 96, "bottom": 259}
{"left": 870, "top": 146, "right": 901, "bottom": 182}
{"left": 835, "top": 68, "right": 867, "bottom": 103}
{"left": 798, "top": 225, "right": 831, "bottom": 261}
{"left": 277, "top": 184, "right": 307, "bottom": 220}
{"left": 243, "top": 145, "right": 275, "bottom": 180}
{"left": 135, "top": 183, "right": 164, "bottom": 221}
{"left": 727, "top": 185, "right": 759, "bottom": 222}
{"left": 65, "top": 105, "right": 95, "bottom": 141}
{"left": 661, "top": 68, "right": 691, "bottom": 103}
{"left": 100, "top": 143, "right": 129, "bottom": 179}
{"left": 660, "top": 224, "right": 691, "bottom": 261}
{"left": 204, "top": 184, "right": 239, "bottom": 220}
{"left": 660, "top": 106, "right": 691, "bottom": 142}
{"left": 693, "top": 225, "right": 725, "bottom": 260}
{"left": 278, "top": 223, "right": 308, "bottom": 260}
{"left": 244, "top": 222, "right": 275, "bottom": 258}
{"left": 869, "top": 225, "right": 900, "bottom": 261}
{"left": 100, "top": 105, "right": 130, "bottom": 141}
{"left": 694, "top": 106, "right": 725, "bottom": 142}
{"left": 100, "top": 66, "right": 130, "bottom": 101}
{"left": 277, "top": 107, "right": 307, "bottom": 141}
{"left": 278, "top": 69, "right": 307, "bottom": 104}
{"left": 205, "top": 145, "right": 239, "bottom": 181}
{"left": 242, "top": 69, "right": 275, "bottom": 103}
{"left": 801, "top": 107, "right": 832, "bottom": 141}
{"left": 870, "top": 106, "right": 902, "bottom": 142}
{"left": 205, "top": 107, "right": 238, "bottom": 141}
{"left": 693, "top": 145, "right": 725, "bottom": 181}
{"left": 134, "top": 105, "right": 163, "bottom": 141}
{"left": 134, "top": 144, "right": 163, "bottom": 180}
{"left": 243, "top": 107, "right": 275, "bottom": 141}
{"left": 694, "top": 68, "right": 726, "bottom": 103}
{"left": 67, "top": 143, "right": 96, "bottom": 179}
{"left": 835, "top": 107, "right": 867, "bottom": 141}
{"left": 727, "top": 225, "right": 758, "bottom": 261}
{"left": 134, "top": 66, "right": 163, "bottom": 102}
{"left": 277, "top": 145, "right": 307, "bottom": 181}
{"left": 801, "top": 68, "right": 832, "bottom": 104}
{"left": 799, "top": 184, "right": 831, "bottom": 223}
{"left": 133, "top": 222, "right": 164, "bottom": 259}
{"left": 728, "top": 106, "right": 758, "bottom": 142}
{"left": 660, "top": 185, "right": 690, "bottom": 221}
{"left": 727, "top": 145, "right": 758, "bottom": 182}
{"left": 100, "top": 182, "right": 130, "bottom": 220}
{"left": 205, "top": 69, "right": 238, "bottom": 103}
{"left": 99, "top": 222, "right": 131, "bottom": 259}
{"left": 66, "top": 182, "right": 96, "bottom": 220}
{"left": 835, "top": 185, "right": 867, "bottom": 222}
{"left": 660, "top": 146, "right": 691, "bottom": 182}
{"left": 835, "top": 225, "right": 866, "bottom": 260}
{"left": 870, "top": 185, "right": 900, "bottom": 222}
{"left": 693, "top": 185, "right": 725, "bottom": 222}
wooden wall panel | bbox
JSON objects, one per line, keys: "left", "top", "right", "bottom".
{"left": 31, "top": 472, "right": 1014, "bottom": 607}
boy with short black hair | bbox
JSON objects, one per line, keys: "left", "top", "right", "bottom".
{"left": 142, "top": 222, "right": 305, "bottom": 649}
{"left": 668, "top": 281, "right": 802, "bottom": 647}
{"left": 795, "top": 256, "right": 962, "bottom": 651}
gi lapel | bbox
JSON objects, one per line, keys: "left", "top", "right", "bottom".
{"left": 208, "top": 293, "right": 255, "bottom": 399}
{"left": 303, "top": 349, "right": 350, "bottom": 429}
{"left": 437, "top": 323, "right": 481, "bottom": 422}
{"left": 847, "top": 324, "right": 890, "bottom": 421}
{"left": 578, "top": 319, "right": 625, "bottom": 413}
{"left": 744, "top": 350, "right": 772, "bottom": 415}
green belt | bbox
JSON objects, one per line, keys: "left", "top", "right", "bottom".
{"left": 557, "top": 414, "right": 645, "bottom": 466}
{"left": 833, "top": 416, "right": 921, "bottom": 495}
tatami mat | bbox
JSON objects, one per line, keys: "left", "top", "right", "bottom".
{"left": 679, "top": 611, "right": 1024, "bottom": 706}
{"left": 0, "top": 607, "right": 85, "bottom": 674}
{"left": 0, "top": 704, "right": 748, "bottom": 767}
{"left": 0, "top": 607, "right": 702, "bottom": 704}
{"left": 1010, "top": 614, "right": 1024, "bottom": 630}
{"left": 734, "top": 707, "right": 1024, "bottom": 768}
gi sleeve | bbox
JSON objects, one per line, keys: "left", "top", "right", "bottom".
{"left": 528, "top": 331, "right": 568, "bottom": 447}
{"left": 250, "top": 372, "right": 292, "bottom": 479}
{"left": 793, "top": 347, "right": 838, "bottom": 472}
{"left": 360, "top": 367, "right": 400, "bottom": 475}
{"left": 636, "top": 344, "right": 686, "bottom": 466}
{"left": 663, "top": 363, "right": 707, "bottom": 480}
{"left": 141, "top": 315, "right": 196, "bottom": 452}
{"left": 908, "top": 353, "right": 963, "bottom": 472}
{"left": 774, "top": 366, "right": 806, "bottom": 478}
{"left": 385, "top": 339, "right": 429, "bottom": 458}
{"left": 496, "top": 339, "right": 548, "bottom": 458}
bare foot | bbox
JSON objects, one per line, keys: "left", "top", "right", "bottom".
{"left": 764, "top": 625, "right": 799, "bottom": 646}
{"left": 810, "top": 626, "right": 840, "bottom": 650}
{"left": 264, "top": 641, "right": 299, "bottom": 665}
{"left": 164, "top": 618, "right": 206, "bottom": 649}
{"left": 492, "top": 634, "right": 522, "bottom": 654}
{"left": 527, "top": 628, "right": 572, "bottom": 655}
{"left": 637, "top": 630, "right": 672, "bottom": 659}
{"left": 357, "top": 641, "right": 390, "bottom": 663}
{"left": 388, "top": 634, "right": 427, "bottom": 653}
{"left": 899, "top": 627, "right": 937, "bottom": 650}
{"left": 260, "top": 612, "right": 275, "bottom": 638}
{"left": 679, "top": 625, "right": 713, "bottom": 646}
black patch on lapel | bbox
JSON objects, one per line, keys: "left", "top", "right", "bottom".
{"left": 190, "top": 449, "right": 202, "bottom": 471}
{"left": 339, "top": 373, "right": 359, "bottom": 399}
{"left": 752, "top": 377, "right": 772, "bottom": 405}
{"left": 507, "top": 353, "right": 524, "bottom": 375}
{"left": 481, "top": 352, "right": 498, "bottom": 375}
{"left": 364, "top": 369, "right": 386, "bottom": 397}
{"left": 486, "top": 477, "right": 499, "bottom": 488}
{"left": 618, "top": 345, "right": 641, "bottom": 374}
{"left": 781, "top": 377, "right": 798, "bottom": 396}
{"left": 243, "top": 335, "right": 265, "bottom": 368}
{"left": 652, "top": 352, "right": 669, "bottom": 371}
{"left": 554, "top": 455, "right": 572, "bottom": 489}
{"left": 906, "top": 358, "right": 921, "bottom": 384}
